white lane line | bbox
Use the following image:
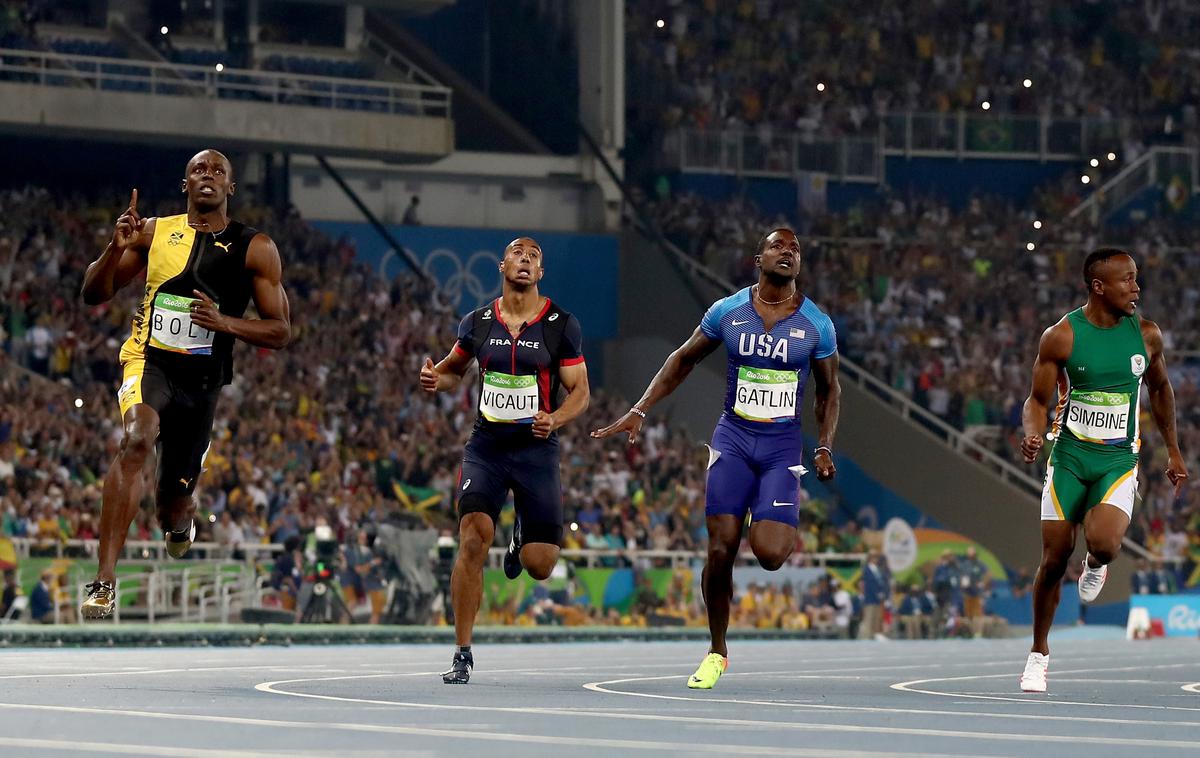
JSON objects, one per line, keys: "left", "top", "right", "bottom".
{"left": 1181, "top": 683, "right": 1200, "bottom": 694}
{"left": 893, "top": 662, "right": 1200, "bottom": 712}
{"left": 0, "top": 665, "right": 334, "bottom": 681}
{"left": 252, "top": 671, "right": 1200, "bottom": 747}
{"left": 583, "top": 672, "right": 1200, "bottom": 729}
{"left": 0, "top": 701, "right": 962, "bottom": 757}
{"left": 0, "top": 736, "right": 335, "bottom": 757}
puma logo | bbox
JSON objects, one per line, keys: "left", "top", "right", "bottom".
{"left": 213, "top": 241, "right": 232, "bottom": 253}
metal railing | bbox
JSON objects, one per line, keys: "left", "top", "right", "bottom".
{"left": 1069, "top": 146, "right": 1199, "bottom": 223}
{"left": 881, "top": 111, "right": 1128, "bottom": 160}
{"left": 0, "top": 46, "right": 452, "bottom": 117}
{"left": 362, "top": 31, "right": 444, "bottom": 89}
{"left": 669, "top": 112, "right": 1132, "bottom": 180}
{"left": 671, "top": 128, "right": 881, "bottom": 182}
{"left": 486, "top": 547, "right": 867, "bottom": 570}
{"left": 9, "top": 537, "right": 282, "bottom": 562}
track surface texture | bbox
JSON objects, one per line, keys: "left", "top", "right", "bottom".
{"left": 1, "top": 637, "right": 1198, "bottom": 757}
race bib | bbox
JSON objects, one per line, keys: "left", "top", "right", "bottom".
{"left": 733, "top": 366, "right": 798, "bottom": 423}
{"left": 1065, "top": 390, "right": 1130, "bottom": 443}
{"left": 149, "top": 293, "right": 214, "bottom": 355}
{"left": 480, "top": 371, "right": 539, "bottom": 423}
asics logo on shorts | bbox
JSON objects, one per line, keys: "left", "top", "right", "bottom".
{"left": 462, "top": 478, "right": 471, "bottom": 491}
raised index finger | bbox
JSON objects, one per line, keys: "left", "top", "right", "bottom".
{"left": 192, "top": 289, "right": 215, "bottom": 304}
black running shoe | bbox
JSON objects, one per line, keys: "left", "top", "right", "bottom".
{"left": 442, "top": 650, "right": 473, "bottom": 684}
{"left": 503, "top": 516, "right": 523, "bottom": 580}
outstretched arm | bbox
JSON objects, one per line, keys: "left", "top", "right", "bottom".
{"left": 190, "top": 234, "right": 290, "bottom": 349}
{"left": 590, "top": 326, "right": 721, "bottom": 444}
{"left": 1142, "top": 319, "right": 1188, "bottom": 496}
{"left": 1021, "top": 321, "right": 1072, "bottom": 463}
{"left": 810, "top": 353, "right": 840, "bottom": 480}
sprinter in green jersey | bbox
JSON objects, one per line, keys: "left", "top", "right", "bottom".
{"left": 1018, "top": 249, "right": 1187, "bottom": 693}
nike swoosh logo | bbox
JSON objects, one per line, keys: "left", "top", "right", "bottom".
{"left": 772, "top": 500, "right": 794, "bottom": 507}
{"left": 731, "top": 320, "right": 750, "bottom": 326}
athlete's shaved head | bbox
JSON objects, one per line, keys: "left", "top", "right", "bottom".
{"left": 185, "top": 149, "right": 233, "bottom": 179}
{"left": 756, "top": 228, "right": 798, "bottom": 256}
{"left": 505, "top": 236, "right": 541, "bottom": 255}
{"left": 1083, "top": 248, "right": 1134, "bottom": 289}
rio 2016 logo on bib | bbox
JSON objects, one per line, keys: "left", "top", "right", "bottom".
{"left": 149, "top": 293, "right": 214, "bottom": 355}
{"left": 734, "top": 366, "right": 798, "bottom": 423}
{"left": 480, "top": 371, "right": 539, "bottom": 423}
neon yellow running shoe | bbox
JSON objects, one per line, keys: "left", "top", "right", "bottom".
{"left": 687, "top": 652, "right": 728, "bottom": 689}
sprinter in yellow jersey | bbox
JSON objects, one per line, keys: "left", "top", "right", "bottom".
{"left": 1018, "top": 249, "right": 1187, "bottom": 692}
{"left": 78, "top": 150, "right": 291, "bottom": 618}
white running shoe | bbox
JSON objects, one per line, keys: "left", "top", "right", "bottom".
{"left": 1020, "top": 652, "right": 1048, "bottom": 693}
{"left": 1078, "top": 556, "right": 1108, "bottom": 604}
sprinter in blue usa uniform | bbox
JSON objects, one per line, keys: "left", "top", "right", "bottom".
{"left": 592, "top": 228, "right": 840, "bottom": 690}
{"left": 421, "top": 237, "right": 590, "bottom": 683}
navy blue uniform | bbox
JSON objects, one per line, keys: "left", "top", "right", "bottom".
{"left": 454, "top": 298, "right": 584, "bottom": 545}
{"left": 699, "top": 288, "right": 837, "bottom": 526}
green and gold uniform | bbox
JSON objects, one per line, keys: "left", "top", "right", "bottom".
{"left": 1040, "top": 308, "right": 1146, "bottom": 522}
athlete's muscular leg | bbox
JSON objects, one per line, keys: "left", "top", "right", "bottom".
{"left": 519, "top": 544, "right": 560, "bottom": 581}
{"left": 702, "top": 514, "right": 745, "bottom": 657}
{"left": 1031, "top": 520, "right": 1076, "bottom": 655}
{"left": 451, "top": 512, "right": 495, "bottom": 646}
{"left": 1082, "top": 503, "right": 1129, "bottom": 568}
{"left": 748, "top": 520, "right": 796, "bottom": 571}
{"left": 96, "top": 405, "right": 159, "bottom": 584}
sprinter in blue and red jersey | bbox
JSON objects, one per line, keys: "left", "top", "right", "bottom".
{"left": 592, "top": 228, "right": 840, "bottom": 690}
{"left": 421, "top": 237, "right": 590, "bottom": 684}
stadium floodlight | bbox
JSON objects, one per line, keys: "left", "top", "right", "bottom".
{"left": 1023, "top": 78, "right": 1032, "bottom": 88}
{"left": 160, "top": 26, "right": 168, "bottom": 35}
{"left": 1027, "top": 242, "right": 1036, "bottom": 251}
{"left": 1081, "top": 175, "right": 1091, "bottom": 184}
{"left": 215, "top": 63, "right": 224, "bottom": 72}
{"left": 981, "top": 101, "right": 991, "bottom": 110}
{"left": 1090, "top": 158, "right": 1099, "bottom": 167}
{"left": 656, "top": 19, "right": 665, "bottom": 28}
{"left": 1033, "top": 220, "right": 1042, "bottom": 229}
{"left": 1107, "top": 152, "right": 1117, "bottom": 161}
{"left": 816, "top": 82, "right": 825, "bottom": 92}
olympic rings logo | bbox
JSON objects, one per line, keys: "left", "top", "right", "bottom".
{"left": 378, "top": 247, "right": 502, "bottom": 311}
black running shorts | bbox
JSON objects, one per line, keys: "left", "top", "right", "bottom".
{"left": 457, "top": 431, "right": 563, "bottom": 545}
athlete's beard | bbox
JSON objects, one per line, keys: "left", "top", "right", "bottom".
{"left": 760, "top": 270, "right": 798, "bottom": 289}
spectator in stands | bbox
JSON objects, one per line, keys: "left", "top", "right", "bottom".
{"left": 1151, "top": 559, "right": 1176, "bottom": 595}
{"left": 897, "top": 582, "right": 935, "bottom": 639}
{"left": 859, "top": 551, "right": 891, "bottom": 639}
{"left": 28, "top": 569, "right": 53, "bottom": 623}
{"left": 272, "top": 535, "right": 303, "bottom": 612}
{"left": 960, "top": 546, "right": 989, "bottom": 637}
{"left": 1, "top": 569, "right": 17, "bottom": 618}
{"left": 1009, "top": 567, "right": 1032, "bottom": 600}
{"left": 1131, "top": 558, "right": 1154, "bottom": 595}
{"left": 402, "top": 195, "right": 421, "bottom": 226}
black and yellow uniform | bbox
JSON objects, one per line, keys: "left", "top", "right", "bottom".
{"left": 116, "top": 214, "right": 258, "bottom": 497}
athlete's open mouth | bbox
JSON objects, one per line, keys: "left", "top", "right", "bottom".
{"left": 199, "top": 185, "right": 216, "bottom": 196}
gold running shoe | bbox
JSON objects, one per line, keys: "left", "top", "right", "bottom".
{"left": 165, "top": 519, "right": 196, "bottom": 559}
{"left": 81, "top": 581, "right": 116, "bottom": 620}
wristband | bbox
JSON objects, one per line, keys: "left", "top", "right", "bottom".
{"left": 629, "top": 407, "right": 646, "bottom": 419}
{"left": 814, "top": 446, "right": 832, "bottom": 456}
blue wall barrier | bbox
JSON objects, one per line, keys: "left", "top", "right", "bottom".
{"left": 1129, "top": 594, "right": 1200, "bottom": 637}
{"left": 311, "top": 222, "right": 619, "bottom": 343}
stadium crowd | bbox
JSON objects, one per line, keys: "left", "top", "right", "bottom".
{"left": 628, "top": 0, "right": 1200, "bottom": 146}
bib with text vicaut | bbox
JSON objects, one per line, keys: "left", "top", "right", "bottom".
{"left": 149, "top": 293, "right": 214, "bottom": 355}
{"left": 733, "top": 366, "right": 798, "bottom": 423}
{"left": 479, "top": 371, "right": 539, "bottom": 423}
{"left": 1065, "top": 390, "right": 1131, "bottom": 444}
